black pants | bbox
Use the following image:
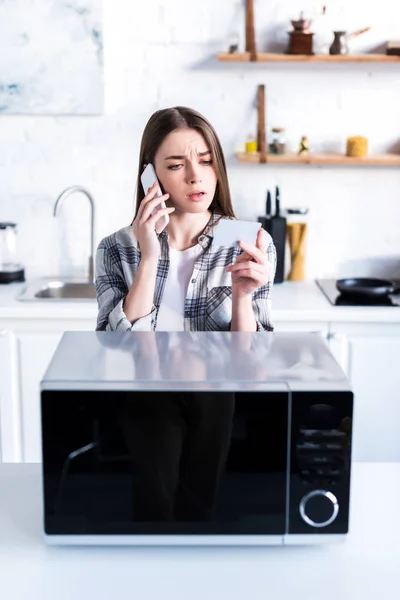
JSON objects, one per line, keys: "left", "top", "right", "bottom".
{"left": 121, "top": 392, "right": 235, "bottom": 521}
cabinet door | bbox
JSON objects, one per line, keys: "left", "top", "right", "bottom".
{"left": 0, "top": 330, "right": 22, "bottom": 462}
{"left": 329, "top": 323, "right": 400, "bottom": 462}
{"left": 326, "top": 332, "right": 350, "bottom": 375}
{"left": 17, "top": 332, "right": 63, "bottom": 462}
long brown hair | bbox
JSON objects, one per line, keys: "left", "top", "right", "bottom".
{"left": 134, "top": 106, "right": 236, "bottom": 219}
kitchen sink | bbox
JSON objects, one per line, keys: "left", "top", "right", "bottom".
{"left": 18, "top": 279, "right": 97, "bottom": 302}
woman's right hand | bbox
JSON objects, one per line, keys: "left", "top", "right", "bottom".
{"left": 132, "top": 182, "right": 175, "bottom": 261}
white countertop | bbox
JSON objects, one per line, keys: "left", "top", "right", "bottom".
{"left": 0, "top": 280, "right": 97, "bottom": 321}
{"left": 0, "top": 462, "right": 399, "bottom": 599}
{"left": 0, "top": 279, "right": 400, "bottom": 323}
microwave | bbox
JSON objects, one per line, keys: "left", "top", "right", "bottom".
{"left": 40, "top": 331, "right": 353, "bottom": 546}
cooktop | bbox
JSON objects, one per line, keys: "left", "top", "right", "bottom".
{"left": 316, "top": 279, "right": 400, "bottom": 307}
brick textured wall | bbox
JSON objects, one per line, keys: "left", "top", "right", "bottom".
{"left": 0, "top": 0, "right": 399, "bottom": 280}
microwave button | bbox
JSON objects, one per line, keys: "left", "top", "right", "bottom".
{"left": 299, "top": 428, "right": 318, "bottom": 436}
{"left": 300, "top": 428, "right": 346, "bottom": 440}
{"left": 299, "top": 490, "right": 339, "bottom": 528}
{"left": 327, "top": 469, "right": 341, "bottom": 477}
{"left": 316, "top": 468, "right": 330, "bottom": 476}
{"left": 296, "top": 442, "right": 321, "bottom": 451}
{"left": 322, "top": 430, "right": 346, "bottom": 439}
{"left": 325, "top": 443, "right": 342, "bottom": 450}
{"left": 312, "top": 456, "right": 329, "bottom": 463}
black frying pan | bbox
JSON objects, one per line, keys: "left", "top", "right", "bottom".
{"left": 336, "top": 278, "right": 400, "bottom": 299}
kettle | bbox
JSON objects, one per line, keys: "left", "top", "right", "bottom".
{"left": 0, "top": 222, "right": 25, "bottom": 283}
{"left": 329, "top": 27, "right": 371, "bottom": 55}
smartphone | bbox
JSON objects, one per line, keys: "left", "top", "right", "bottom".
{"left": 140, "top": 163, "right": 170, "bottom": 234}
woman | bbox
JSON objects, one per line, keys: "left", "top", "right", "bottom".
{"left": 95, "top": 106, "right": 277, "bottom": 332}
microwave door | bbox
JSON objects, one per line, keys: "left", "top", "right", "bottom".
{"left": 42, "top": 390, "right": 290, "bottom": 537}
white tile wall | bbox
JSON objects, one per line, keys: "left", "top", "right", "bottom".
{"left": 0, "top": 0, "right": 103, "bottom": 115}
{"left": 0, "top": 0, "right": 399, "bottom": 281}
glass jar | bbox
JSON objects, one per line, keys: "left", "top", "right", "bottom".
{"left": 269, "top": 128, "right": 286, "bottom": 155}
{"left": 228, "top": 31, "right": 240, "bottom": 54}
{"left": 284, "top": 208, "right": 309, "bottom": 281}
{"left": 0, "top": 222, "right": 25, "bottom": 283}
{"left": 0, "top": 222, "right": 19, "bottom": 268}
{"left": 245, "top": 134, "right": 257, "bottom": 154}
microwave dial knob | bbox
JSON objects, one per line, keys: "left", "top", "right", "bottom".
{"left": 299, "top": 490, "right": 339, "bottom": 528}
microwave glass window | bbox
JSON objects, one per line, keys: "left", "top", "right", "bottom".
{"left": 41, "top": 391, "right": 289, "bottom": 536}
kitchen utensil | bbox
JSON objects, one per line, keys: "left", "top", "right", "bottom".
{"left": 347, "top": 27, "right": 371, "bottom": 41}
{"left": 317, "top": 278, "right": 400, "bottom": 306}
{"left": 275, "top": 186, "right": 281, "bottom": 215}
{"left": 258, "top": 186, "right": 286, "bottom": 283}
{"left": 0, "top": 222, "right": 25, "bottom": 283}
{"left": 329, "top": 32, "right": 348, "bottom": 55}
{"left": 266, "top": 190, "right": 272, "bottom": 217}
{"left": 329, "top": 27, "right": 371, "bottom": 55}
{"left": 287, "top": 207, "right": 309, "bottom": 215}
{"left": 336, "top": 278, "right": 400, "bottom": 299}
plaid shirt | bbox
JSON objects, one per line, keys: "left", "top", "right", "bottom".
{"left": 95, "top": 213, "right": 277, "bottom": 332}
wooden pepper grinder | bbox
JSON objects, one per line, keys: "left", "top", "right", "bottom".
{"left": 286, "top": 208, "right": 309, "bottom": 281}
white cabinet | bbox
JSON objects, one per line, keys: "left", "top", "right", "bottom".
{"left": 17, "top": 332, "right": 63, "bottom": 462}
{"left": 0, "top": 331, "right": 22, "bottom": 462}
{"left": 0, "top": 316, "right": 96, "bottom": 463}
{"left": 328, "top": 323, "right": 400, "bottom": 462}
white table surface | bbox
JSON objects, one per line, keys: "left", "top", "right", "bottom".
{"left": 0, "top": 462, "right": 399, "bottom": 599}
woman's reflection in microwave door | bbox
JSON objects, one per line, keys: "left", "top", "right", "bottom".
{"left": 120, "top": 339, "right": 235, "bottom": 522}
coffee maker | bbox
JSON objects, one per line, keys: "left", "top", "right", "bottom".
{"left": 0, "top": 222, "right": 25, "bottom": 283}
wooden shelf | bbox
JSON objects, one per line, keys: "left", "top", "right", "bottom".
{"left": 237, "top": 152, "right": 400, "bottom": 166}
{"left": 218, "top": 52, "right": 400, "bottom": 63}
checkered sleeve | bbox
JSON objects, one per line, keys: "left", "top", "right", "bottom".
{"left": 252, "top": 231, "right": 277, "bottom": 332}
{"left": 95, "top": 237, "right": 153, "bottom": 332}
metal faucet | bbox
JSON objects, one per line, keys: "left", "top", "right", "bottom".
{"left": 53, "top": 186, "right": 96, "bottom": 283}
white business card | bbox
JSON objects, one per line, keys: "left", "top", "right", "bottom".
{"left": 213, "top": 219, "right": 262, "bottom": 248}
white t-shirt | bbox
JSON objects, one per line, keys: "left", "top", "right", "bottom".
{"left": 156, "top": 244, "right": 204, "bottom": 331}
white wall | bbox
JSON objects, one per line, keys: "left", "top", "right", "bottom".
{"left": 1, "top": 0, "right": 399, "bottom": 281}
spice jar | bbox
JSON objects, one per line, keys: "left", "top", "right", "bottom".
{"left": 269, "top": 128, "right": 286, "bottom": 155}
{"left": 346, "top": 136, "right": 368, "bottom": 158}
{"left": 245, "top": 134, "right": 257, "bottom": 154}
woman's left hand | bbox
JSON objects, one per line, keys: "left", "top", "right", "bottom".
{"left": 226, "top": 228, "right": 269, "bottom": 297}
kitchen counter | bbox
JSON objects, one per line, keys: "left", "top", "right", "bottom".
{"left": 0, "top": 280, "right": 399, "bottom": 324}
{"left": 0, "top": 462, "right": 399, "bottom": 599}
{"left": 0, "top": 281, "right": 97, "bottom": 321}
